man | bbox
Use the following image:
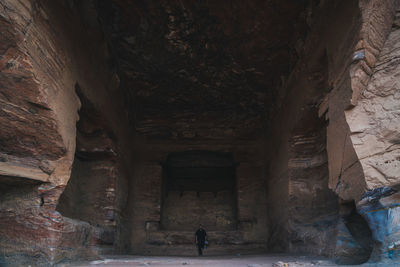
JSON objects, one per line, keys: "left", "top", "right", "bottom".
{"left": 194, "top": 224, "right": 207, "bottom": 256}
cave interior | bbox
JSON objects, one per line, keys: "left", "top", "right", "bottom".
{"left": 1, "top": 0, "right": 400, "bottom": 265}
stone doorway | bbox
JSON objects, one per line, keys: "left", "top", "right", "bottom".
{"left": 160, "top": 151, "right": 238, "bottom": 231}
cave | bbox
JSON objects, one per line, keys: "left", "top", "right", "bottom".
{"left": 1, "top": 0, "right": 400, "bottom": 266}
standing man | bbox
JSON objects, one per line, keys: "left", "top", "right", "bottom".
{"left": 195, "top": 224, "right": 207, "bottom": 256}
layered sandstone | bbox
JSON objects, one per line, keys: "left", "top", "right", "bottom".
{"left": 0, "top": 0, "right": 400, "bottom": 266}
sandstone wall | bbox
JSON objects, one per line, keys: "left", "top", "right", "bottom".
{"left": 328, "top": 0, "right": 399, "bottom": 201}
{"left": 0, "top": 0, "right": 132, "bottom": 264}
{"left": 1, "top": 0, "right": 400, "bottom": 265}
{"left": 0, "top": 0, "right": 79, "bottom": 185}
{"left": 345, "top": 9, "right": 400, "bottom": 192}
{"left": 267, "top": 0, "right": 361, "bottom": 255}
{"left": 124, "top": 140, "right": 269, "bottom": 255}
{"left": 349, "top": 9, "right": 400, "bottom": 262}
{"left": 267, "top": 0, "right": 400, "bottom": 263}
{"left": 326, "top": 2, "right": 400, "bottom": 261}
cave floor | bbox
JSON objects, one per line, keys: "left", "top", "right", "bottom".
{"left": 68, "top": 254, "right": 360, "bottom": 267}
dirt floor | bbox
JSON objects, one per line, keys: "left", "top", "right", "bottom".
{"left": 65, "top": 254, "right": 365, "bottom": 267}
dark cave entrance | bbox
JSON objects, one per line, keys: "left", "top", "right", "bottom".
{"left": 160, "top": 151, "right": 238, "bottom": 231}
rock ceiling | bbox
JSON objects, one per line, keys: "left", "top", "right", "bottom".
{"left": 97, "top": 0, "right": 308, "bottom": 140}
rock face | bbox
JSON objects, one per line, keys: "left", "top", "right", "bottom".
{"left": 267, "top": 0, "right": 400, "bottom": 263}
{"left": 267, "top": 0, "right": 360, "bottom": 256}
{"left": 0, "top": 0, "right": 78, "bottom": 185}
{"left": 346, "top": 12, "right": 400, "bottom": 191}
{"left": 0, "top": 180, "right": 102, "bottom": 266}
{"left": 1, "top": 0, "right": 400, "bottom": 265}
{"left": 96, "top": 0, "right": 308, "bottom": 140}
{"left": 160, "top": 151, "right": 237, "bottom": 231}
{"left": 326, "top": 0, "right": 399, "bottom": 202}
{"left": 334, "top": 202, "right": 373, "bottom": 265}
{"left": 0, "top": 1, "right": 82, "bottom": 265}
{"left": 345, "top": 13, "right": 400, "bottom": 262}
{"left": 357, "top": 187, "right": 400, "bottom": 262}
{"left": 286, "top": 110, "right": 339, "bottom": 256}
{"left": 97, "top": 0, "right": 306, "bottom": 256}
{"left": 56, "top": 87, "right": 121, "bottom": 253}
{"left": 0, "top": 0, "right": 130, "bottom": 265}
{"left": 125, "top": 141, "right": 269, "bottom": 255}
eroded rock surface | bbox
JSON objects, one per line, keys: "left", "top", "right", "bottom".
{"left": 0, "top": 0, "right": 79, "bottom": 185}
{"left": 326, "top": 0, "right": 399, "bottom": 201}
{"left": 0, "top": 0, "right": 130, "bottom": 265}
{"left": 96, "top": 0, "right": 308, "bottom": 140}
{"left": 346, "top": 12, "right": 400, "bottom": 190}
{"left": 0, "top": 0, "right": 400, "bottom": 266}
{"left": 357, "top": 187, "right": 400, "bottom": 262}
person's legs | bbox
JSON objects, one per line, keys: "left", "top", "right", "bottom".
{"left": 197, "top": 241, "right": 204, "bottom": 256}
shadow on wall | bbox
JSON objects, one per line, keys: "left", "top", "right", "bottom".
{"left": 56, "top": 84, "right": 125, "bottom": 253}
{"left": 335, "top": 201, "right": 373, "bottom": 265}
{"left": 286, "top": 106, "right": 340, "bottom": 256}
{"left": 264, "top": 0, "right": 379, "bottom": 264}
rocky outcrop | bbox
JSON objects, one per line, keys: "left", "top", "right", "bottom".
{"left": 0, "top": 0, "right": 79, "bottom": 185}
{"left": 346, "top": 11, "right": 400, "bottom": 191}
{"left": 0, "top": 1, "right": 82, "bottom": 264}
{"left": 325, "top": 0, "right": 399, "bottom": 202}
{"left": 344, "top": 14, "right": 400, "bottom": 263}
{"left": 267, "top": 0, "right": 400, "bottom": 263}
{"left": 0, "top": 0, "right": 130, "bottom": 265}
{"left": 0, "top": 180, "right": 104, "bottom": 266}
{"left": 328, "top": 1, "right": 400, "bottom": 263}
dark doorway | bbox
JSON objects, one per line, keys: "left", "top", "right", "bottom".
{"left": 160, "top": 151, "right": 238, "bottom": 231}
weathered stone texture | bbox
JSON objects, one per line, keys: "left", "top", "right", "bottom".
{"left": 323, "top": 0, "right": 400, "bottom": 201}
{"left": 267, "top": 0, "right": 358, "bottom": 254}
{"left": 161, "top": 191, "right": 236, "bottom": 231}
{"left": 323, "top": 1, "right": 367, "bottom": 201}
{"left": 1, "top": 0, "right": 400, "bottom": 265}
{"left": 0, "top": 0, "right": 131, "bottom": 264}
{"left": 57, "top": 88, "right": 121, "bottom": 232}
{"left": 125, "top": 141, "right": 268, "bottom": 255}
{"left": 357, "top": 187, "right": 400, "bottom": 262}
{"left": 0, "top": 181, "right": 106, "bottom": 266}
{"left": 350, "top": 0, "right": 399, "bottom": 106}
{"left": 96, "top": 0, "right": 308, "bottom": 141}
{"left": 287, "top": 119, "right": 338, "bottom": 256}
{"left": 346, "top": 15, "right": 400, "bottom": 190}
{"left": 0, "top": 0, "right": 79, "bottom": 185}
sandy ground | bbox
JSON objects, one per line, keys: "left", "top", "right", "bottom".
{"left": 67, "top": 254, "right": 354, "bottom": 267}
